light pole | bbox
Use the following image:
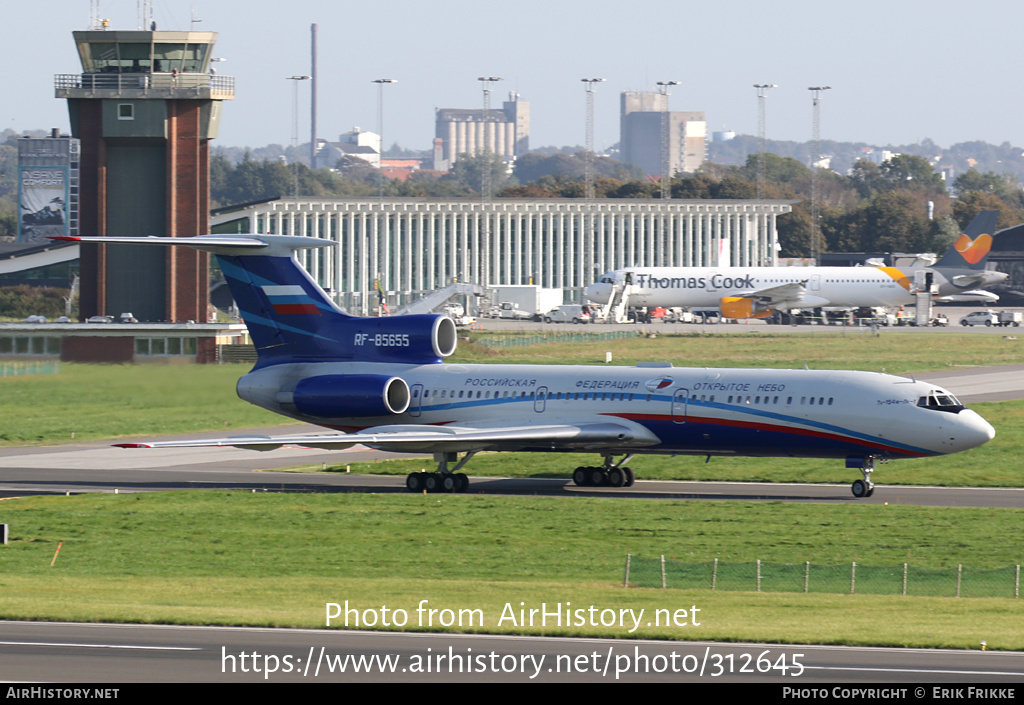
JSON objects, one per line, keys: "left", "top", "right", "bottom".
{"left": 477, "top": 76, "right": 502, "bottom": 291}
{"left": 655, "top": 81, "right": 679, "bottom": 200}
{"left": 581, "top": 78, "right": 605, "bottom": 282}
{"left": 370, "top": 79, "right": 397, "bottom": 316}
{"left": 808, "top": 86, "right": 831, "bottom": 262}
{"left": 753, "top": 84, "right": 777, "bottom": 200}
{"left": 287, "top": 75, "right": 311, "bottom": 199}
{"left": 372, "top": 79, "right": 397, "bottom": 199}
{"left": 581, "top": 78, "right": 605, "bottom": 200}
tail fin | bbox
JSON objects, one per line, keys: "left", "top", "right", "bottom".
{"left": 934, "top": 210, "right": 998, "bottom": 269}
{"left": 52, "top": 235, "right": 456, "bottom": 366}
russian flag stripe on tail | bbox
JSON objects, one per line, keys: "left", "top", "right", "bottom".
{"left": 262, "top": 285, "right": 322, "bottom": 315}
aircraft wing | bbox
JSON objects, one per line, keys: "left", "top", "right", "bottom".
{"left": 734, "top": 281, "right": 831, "bottom": 309}
{"left": 114, "top": 421, "right": 662, "bottom": 454}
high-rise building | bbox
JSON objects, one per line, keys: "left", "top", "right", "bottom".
{"left": 433, "top": 93, "right": 529, "bottom": 171}
{"left": 620, "top": 91, "right": 706, "bottom": 177}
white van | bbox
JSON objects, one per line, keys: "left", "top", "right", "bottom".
{"left": 543, "top": 304, "right": 593, "bottom": 324}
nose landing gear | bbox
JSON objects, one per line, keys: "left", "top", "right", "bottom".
{"left": 848, "top": 456, "right": 881, "bottom": 498}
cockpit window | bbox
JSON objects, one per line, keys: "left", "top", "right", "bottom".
{"left": 917, "top": 393, "right": 965, "bottom": 414}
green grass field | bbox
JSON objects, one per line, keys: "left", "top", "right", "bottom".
{"left": 1, "top": 492, "right": 1022, "bottom": 649}
{"left": 1, "top": 331, "right": 1022, "bottom": 649}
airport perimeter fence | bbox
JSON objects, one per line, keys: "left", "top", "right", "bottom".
{"left": 471, "top": 330, "right": 636, "bottom": 348}
{"left": 624, "top": 556, "right": 1022, "bottom": 598}
{"left": 0, "top": 362, "right": 60, "bottom": 378}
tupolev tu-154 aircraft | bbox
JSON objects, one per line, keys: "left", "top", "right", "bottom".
{"left": 54, "top": 233, "right": 995, "bottom": 498}
{"left": 584, "top": 211, "right": 1008, "bottom": 320}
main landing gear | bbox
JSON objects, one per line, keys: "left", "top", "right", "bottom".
{"left": 849, "top": 456, "right": 880, "bottom": 498}
{"left": 405, "top": 451, "right": 474, "bottom": 493}
{"left": 572, "top": 454, "right": 636, "bottom": 488}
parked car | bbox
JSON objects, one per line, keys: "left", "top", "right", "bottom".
{"left": 24, "top": 315, "right": 47, "bottom": 323}
{"left": 959, "top": 311, "right": 998, "bottom": 327}
{"left": 87, "top": 315, "right": 114, "bottom": 324}
{"left": 543, "top": 304, "right": 593, "bottom": 324}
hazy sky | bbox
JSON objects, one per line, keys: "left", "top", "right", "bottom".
{"left": 5, "top": 0, "right": 1023, "bottom": 153}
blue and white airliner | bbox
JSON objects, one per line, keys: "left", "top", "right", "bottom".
{"left": 55, "top": 233, "right": 996, "bottom": 498}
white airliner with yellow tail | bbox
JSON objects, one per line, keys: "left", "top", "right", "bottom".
{"left": 585, "top": 211, "right": 1007, "bottom": 319}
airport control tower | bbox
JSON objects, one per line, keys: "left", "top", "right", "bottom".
{"left": 56, "top": 29, "right": 233, "bottom": 322}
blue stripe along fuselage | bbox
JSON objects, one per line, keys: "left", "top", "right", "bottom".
{"left": 290, "top": 378, "right": 940, "bottom": 459}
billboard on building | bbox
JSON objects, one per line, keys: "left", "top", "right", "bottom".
{"left": 19, "top": 166, "right": 69, "bottom": 243}
{"left": 17, "top": 135, "right": 79, "bottom": 244}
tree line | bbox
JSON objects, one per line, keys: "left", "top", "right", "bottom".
{"left": 209, "top": 148, "right": 1024, "bottom": 258}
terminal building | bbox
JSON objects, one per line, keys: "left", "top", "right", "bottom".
{"left": 211, "top": 197, "right": 792, "bottom": 314}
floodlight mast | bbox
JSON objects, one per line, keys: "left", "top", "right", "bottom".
{"left": 287, "top": 75, "right": 311, "bottom": 199}
{"left": 477, "top": 76, "right": 503, "bottom": 291}
{"left": 656, "top": 81, "right": 679, "bottom": 200}
{"left": 753, "top": 84, "right": 777, "bottom": 200}
{"left": 808, "top": 86, "right": 831, "bottom": 262}
{"left": 372, "top": 79, "right": 398, "bottom": 199}
{"left": 581, "top": 78, "right": 605, "bottom": 200}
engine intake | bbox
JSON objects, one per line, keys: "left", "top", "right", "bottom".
{"left": 720, "top": 296, "right": 773, "bottom": 319}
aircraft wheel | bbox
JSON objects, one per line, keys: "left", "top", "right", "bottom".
{"left": 607, "top": 468, "right": 625, "bottom": 487}
{"left": 865, "top": 486, "right": 875, "bottom": 498}
{"left": 406, "top": 472, "right": 425, "bottom": 492}
{"left": 573, "top": 467, "right": 588, "bottom": 486}
{"left": 589, "top": 467, "right": 607, "bottom": 487}
{"left": 454, "top": 473, "right": 469, "bottom": 493}
{"left": 623, "top": 467, "right": 635, "bottom": 487}
{"left": 441, "top": 474, "right": 457, "bottom": 493}
{"left": 851, "top": 479, "right": 868, "bottom": 498}
{"left": 424, "top": 473, "right": 442, "bottom": 493}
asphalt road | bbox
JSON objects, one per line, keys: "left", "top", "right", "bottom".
{"left": 3, "top": 621, "right": 1022, "bottom": 684}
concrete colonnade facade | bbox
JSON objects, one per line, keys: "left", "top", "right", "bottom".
{"left": 210, "top": 198, "right": 792, "bottom": 314}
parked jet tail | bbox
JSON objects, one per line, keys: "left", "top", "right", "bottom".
{"left": 933, "top": 210, "right": 998, "bottom": 270}
{"left": 52, "top": 234, "right": 457, "bottom": 367}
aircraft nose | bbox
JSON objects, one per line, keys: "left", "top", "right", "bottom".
{"left": 585, "top": 283, "right": 608, "bottom": 304}
{"left": 952, "top": 409, "right": 996, "bottom": 451}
